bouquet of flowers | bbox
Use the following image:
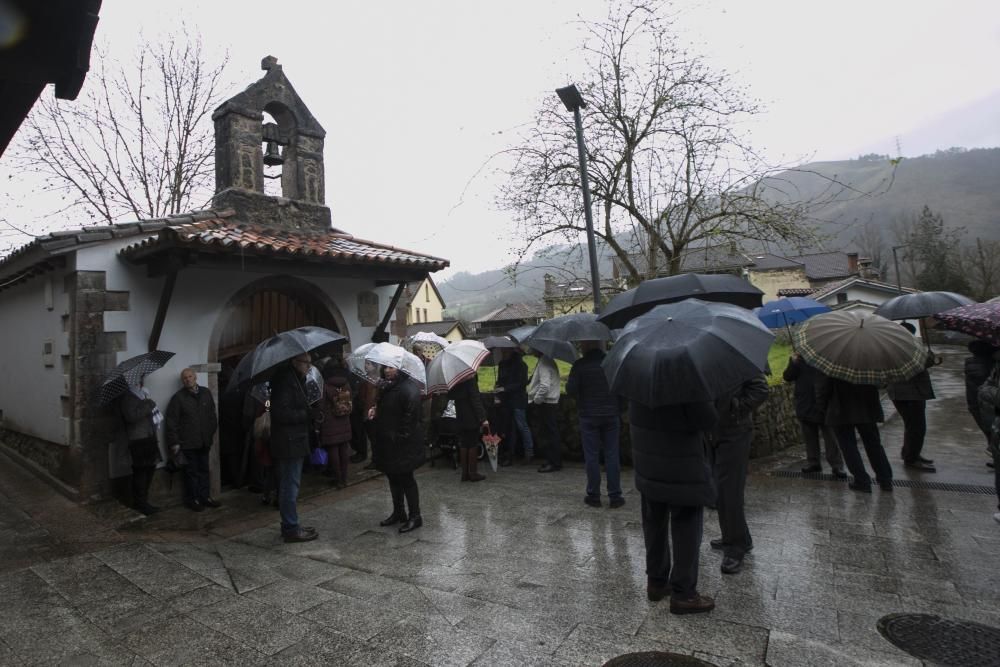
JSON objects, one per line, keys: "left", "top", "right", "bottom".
{"left": 482, "top": 430, "right": 502, "bottom": 472}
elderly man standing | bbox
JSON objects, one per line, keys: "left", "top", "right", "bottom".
{"left": 165, "top": 368, "right": 219, "bottom": 512}
{"left": 269, "top": 353, "right": 320, "bottom": 543}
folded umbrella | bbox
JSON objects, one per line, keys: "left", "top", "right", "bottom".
{"left": 755, "top": 297, "right": 830, "bottom": 328}
{"left": 793, "top": 310, "right": 926, "bottom": 385}
{"left": 531, "top": 312, "right": 612, "bottom": 342}
{"left": 425, "top": 340, "right": 490, "bottom": 393}
{"left": 602, "top": 300, "right": 773, "bottom": 407}
{"left": 935, "top": 301, "right": 1000, "bottom": 347}
{"left": 597, "top": 273, "right": 764, "bottom": 330}
{"left": 364, "top": 342, "right": 427, "bottom": 387}
{"left": 874, "top": 291, "right": 975, "bottom": 320}
{"left": 99, "top": 350, "right": 175, "bottom": 405}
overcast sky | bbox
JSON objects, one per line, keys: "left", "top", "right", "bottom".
{"left": 3, "top": 0, "right": 999, "bottom": 276}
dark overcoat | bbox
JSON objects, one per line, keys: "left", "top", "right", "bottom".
{"left": 816, "top": 374, "right": 884, "bottom": 426}
{"left": 269, "top": 364, "right": 312, "bottom": 460}
{"left": 373, "top": 375, "right": 425, "bottom": 474}
{"left": 887, "top": 350, "right": 936, "bottom": 401}
{"left": 783, "top": 356, "right": 826, "bottom": 423}
{"left": 164, "top": 386, "right": 218, "bottom": 450}
{"left": 496, "top": 354, "right": 529, "bottom": 410}
{"left": 565, "top": 349, "right": 619, "bottom": 418}
{"left": 320, "top": 376, "right": 353, "bottom": 446}
{"left": 628, "top": 400, "right": 718, "bottom": 507}
{"left": 447, "top": 376, "right": 487, "bottom": 431}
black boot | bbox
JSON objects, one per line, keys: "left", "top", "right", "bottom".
{"left": 380, "top": 510, "right": 406, "bottom": 526}
{"left": 380, "top": 483, "right": 406, "bottom": 526}
{"left": 399, "top": 514, "right": 422, "bottom": 533}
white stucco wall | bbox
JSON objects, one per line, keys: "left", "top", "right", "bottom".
{"left": 0, "top": 266, "right": 72, "bottom": 445}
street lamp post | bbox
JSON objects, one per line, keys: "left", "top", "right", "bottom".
{"left": 891, "top": 244, "right": 908, "bottom": 295}
{"left": 556, "top": 84, "right": 602, "bottom": 314}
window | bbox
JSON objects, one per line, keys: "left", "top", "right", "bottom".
{"left": 424, "top": 283, "right": 430, "bottom": 302}
{"left": 836, "top": 293, "right": 847, "bottom": 304}
{"left": 423, "top": 308, "right": 428, "bottom": 322}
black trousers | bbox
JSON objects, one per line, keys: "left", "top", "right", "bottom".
{"left": 834, "top": 422, "right": 892, "bottom": 486}
{"left": 536, "top": 403, "right": 561, "bottom": 468}
{"left": 350, "top": 409, "right": 368, "bottom": 457}
{"left": 386, "top": 472, "right": 420, "bottom": 518}
{"left": 182, "top": 447, "right": 211, "bottom": 503}
{"left": 640, "top": 494, "right": 703, "bottom": 597}
{"left": 892, "top": 400, "right": 928, "bottom": 462}
{"left": 710, "top": 430, "right": 753, "bottom": 558}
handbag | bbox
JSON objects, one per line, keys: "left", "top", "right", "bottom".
{"left": 310, "top": 447, "right": 328, "bottom": 467}
{"left": 253, "top": 400, "right": 271, "bottom": 440}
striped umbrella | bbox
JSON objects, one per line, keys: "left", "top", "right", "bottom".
{"left": 793, "top": 310, "right": 926, "bottom": 385}
{"left": 425, "top": 340, "right": 490, "bottom": 393}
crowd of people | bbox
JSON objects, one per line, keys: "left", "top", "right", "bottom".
{"left": 114, "top": 328, "right": 1000, "bottom": 612}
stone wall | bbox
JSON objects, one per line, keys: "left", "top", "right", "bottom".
{"left": 481, "top": 382, "right": 800, "bottom": 463}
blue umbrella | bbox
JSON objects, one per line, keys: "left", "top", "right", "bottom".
{"left": 755, "top": 297, "right": 830, "bottom": 328}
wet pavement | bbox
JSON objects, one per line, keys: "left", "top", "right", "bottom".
{"left": 1, "top": 345, "right": 998, "bottom": 666}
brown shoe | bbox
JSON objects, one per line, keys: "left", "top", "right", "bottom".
{"left": 669, "top": 593, "right": 715, "bottom": 615}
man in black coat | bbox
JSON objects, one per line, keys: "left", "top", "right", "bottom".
{"left": 630, "top": 398, "right": 718, "bottom": 615}
{"left": 816, "top": 373, "right": 892, "bottom": 493}
{"left": 495, "top": 348, "right": 534, "bottom": 463}
{"left": 566, "top": 341, "right": 623, "bottom": 508}
{"left": 708, "top": 375, "right": 768, "bottom": 575}
{"left": 165, "top": 368, "right": 219, "bottom": 512}
{"left": 783, "top": 355, "right": 846, "bottom": 477}
{"left": 269, "top": 354, "right": 320, "bottom": 543}
{"left": 887, "top": 323, "right": 938, "bottom": 472}
{"left": 372, "top": 365, "right": 426, "bottom": 533}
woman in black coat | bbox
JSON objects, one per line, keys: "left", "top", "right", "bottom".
{"left": 816, "top": 373, "right": 892, "bottom": 493}
{"left": 447, "top": 376, "right": 489, "bottom": 482}
{"left": 629, "top": 399, "right": 718, "bottom": 615}
{"left": 371, "top": 365, "right": 425, "bottom": 533}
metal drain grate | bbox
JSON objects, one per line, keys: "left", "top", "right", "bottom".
{"left": 878, "top": 613, "right": 1000, "bottom": 666}
{"left": 771, "top": 470, "right": 996, "bottom": 495}
{"left": 602, "top": 652, "right": 716, "bottom": 667}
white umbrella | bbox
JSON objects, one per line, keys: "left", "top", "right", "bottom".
{"left": 346, "top": 343, "right": 379, "bottom": 382}
{"left": 425, "top": 340, "right": 490, "bottom": 393}
{"left": 365, "top": 342, "right": 427, "bottom": 388}
{"left": 403, "top": 331, "right": 451, "bottom": 361}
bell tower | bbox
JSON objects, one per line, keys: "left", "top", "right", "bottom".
{"left": 211, "top": 56, "right": 331, "bottom": 231}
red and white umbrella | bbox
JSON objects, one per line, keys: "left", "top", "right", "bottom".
{"left": 425, "top": 340, "right": 489, "bottom": 393}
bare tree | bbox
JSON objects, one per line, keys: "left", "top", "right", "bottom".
{"left": 12, "top": 30, "right": 228, "bottom": 225}
{"left": 497, "top": 1, "right": 893, "bottom": 285}
{"left": 852, "top": 220, "right": 889, "bottom": 278}
{"left": 889, "top": 211, "right": 920, "bottom": 287}
{"left": 964, "top": 238, "right": 1000, "bottom": 300}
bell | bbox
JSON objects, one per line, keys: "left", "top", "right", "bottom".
{"left": 263, "top": 140, "right": 283, "bottom": 167}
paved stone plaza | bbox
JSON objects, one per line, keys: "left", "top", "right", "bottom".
{"left": 1, "top": 347, "right": 998, "bottom": 666}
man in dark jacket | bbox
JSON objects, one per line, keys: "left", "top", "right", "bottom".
{"left": 964, "top": 340, "right": 998, "bottom": 447}
{"left": 566, "top": 341, "right": 623, "bottom": 508}
{"left": 887, "top": 323, "right": 938, "bottom": 472}
{"left": 708, "top": 375, "right": 768, "bottom": 575}
{"left": 630, "top": 398, "right": 718, "bottom": 615}
{"left": 372, "top": 365, "right": 425, "bottom": 533}
{"left": 495, "top": 348, "right": 534, "bottom": 463}
{"left": 783, "top": 354, "right": 846, "bottom": 477}
{"left": 816, "top": 373, "right": 892, "bottom": 493}
{"left": 269, "top": 354, "right": 320, "bottom": 543}
{"left": 165, "top": 368, "right": 219, "bottom": 512}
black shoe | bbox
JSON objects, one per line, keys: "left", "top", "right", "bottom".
{"left": 904, "top": 460, "right": 936, "bottom": 472}
{"left": 282, "top": 527, "right": 318, "bottom": 543}
{"left": 185, "top": 500, "right": 205, "bottom": 512}
{"left": 609, "top": 497, "right": 626, "bottom": 509}
{"left": 349, "top": 453, "right": 366, "bottom": 464}
{"left": 987, "top": 461, "right": 995, "bottom": 469}
{"left": 379, "top": 511, "right": 406, "bottom": 527}
{"left": 669, "top": 593, "right": 715, "bottom": 615}
{"left": 202, "top": 497, "right": 222, "bottom": 508}
{"left": 878, "top": 480, "right": 894, "bottom": 492}
{"left": 801, "top": 464, "right": 823, "bottom": 474}
{"left": 135, "top": 503, "right": 160, "bottom": 516}
{"left": 917, "top": 456, "right": 935, "bottom": 464}
{"left": 710, "top": 538, "right": 752, "bottom": 552}
{"left": 584, "top": 496, "right": 602, "bottom": 508}
{"left": 647, "top": 583, "right": 669, "bottom": 602}
{"left": 848, "top": 482, "right": 872, "bottom": 493}
{"left": 399, "top": 515, "right": 423, "bottom": 533}
{"left": 832, "top": 469, "right": 848, "bottom": 479}
{"left": 537, "top": 464, "right": 561, "bottom": 473}
{"left": 721, "top": 555, "right": 743, "bottom": 575}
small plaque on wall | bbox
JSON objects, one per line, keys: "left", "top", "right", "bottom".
{"left": 358, "top": 291, "right": 379, "bottom": 326}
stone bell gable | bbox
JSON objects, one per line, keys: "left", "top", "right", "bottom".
{"left": 211, "top": 55, "right": 330, "bottom": 232}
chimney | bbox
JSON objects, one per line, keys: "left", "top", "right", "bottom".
{"left": 847, "top": 252, "right": 859, "bottom": 274}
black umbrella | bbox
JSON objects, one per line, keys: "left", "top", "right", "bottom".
{"left": 99, "top": 350, "right": 175, "bottom": 405}
{"left": 602, "top": 300, "right": 773, "bottom": 406}
{"left": 230, "top": 326, "right": 346, "bottom": 389}
{"left": 523, "top": 337, "right": 578, "bottom": 364}
{"left": 597, "top": 273, "right": 764, "bottom": 329}
{"left": 481, "top": 335, "right": 518, "bottom": 349}
{"left": 874, "top": 291, "right": 975, "bottom": 320}
{"left": 507, "top": 325, "right": 538, "bottom": 344}
{"left": 531, "top": 313, "right": 612, "bottom": 342}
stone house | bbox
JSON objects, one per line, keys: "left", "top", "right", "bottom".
{"left": 471, "top": 303, "right": 545, "bottom": 338}
{"left": 0, "top": 57, "right": 448, "bottom": 502}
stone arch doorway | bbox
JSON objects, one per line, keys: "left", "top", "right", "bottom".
{"left": 209, "top": 276, "right": 349, "bottom": 486}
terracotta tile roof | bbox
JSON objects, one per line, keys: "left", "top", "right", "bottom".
{"left": 120, "top": 218, "right": 449, "bottom": 270}
{"left": 787, "top": 251, "right": 856, "bottom": 280}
